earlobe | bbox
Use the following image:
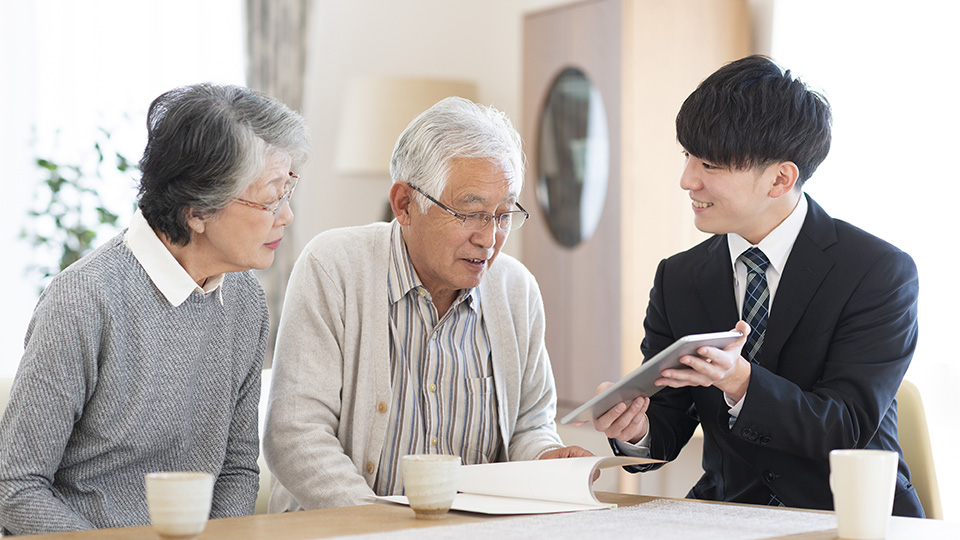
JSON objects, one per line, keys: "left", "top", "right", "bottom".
{"left": 769, "top": 161, "right": 800, "bottom": 198}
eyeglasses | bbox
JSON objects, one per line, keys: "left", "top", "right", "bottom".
{"left": 233, "top": 172, "right": 300, "bottom": 217}
{"left": 407, "top": 183, "right": 529, "bottom": 232}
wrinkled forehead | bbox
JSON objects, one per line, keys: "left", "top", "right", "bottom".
{"left": 444, "top": 157, "right": 520, "bottom": 204}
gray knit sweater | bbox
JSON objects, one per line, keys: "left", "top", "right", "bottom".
{"left": 0, "top": 233, "right": 266, "bottom": 535}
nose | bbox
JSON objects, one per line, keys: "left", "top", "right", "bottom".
{"left": 275, "top": 199, "right": 294, "bottom": 226}
{"left": 679, "top": 159, "right": 701, "bottom": 192}
{"left": 471, "top": 221, "right": 498, "bottom": 249}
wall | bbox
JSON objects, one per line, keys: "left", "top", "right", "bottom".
{"left": 290, "top": 0, "right": 576, "bottom": 258}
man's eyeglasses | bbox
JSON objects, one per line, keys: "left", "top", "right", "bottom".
{"left": 407, "top": 183, "right": 529, "bottom": 232}
{"left": 234, "top": 172, "right": 299, "bottom": 217}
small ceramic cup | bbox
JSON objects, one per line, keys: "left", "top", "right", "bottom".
{"left": 829, "top": 449, "right": 898, "bottom": 539}
{"left": 401, "top": 454, "right": 461, "bottom": 520}
{"left": 144, "top": 471, "right": 215, "bottom": 539}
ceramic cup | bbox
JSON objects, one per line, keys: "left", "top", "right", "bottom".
{"left": 829, "top": 449, "right": 898, "bottom": 539}
{"left": 144, "top": 471, "right": 215, "bottom": 540}
{"left": 401, "top": 454, "right": 461, "bottom": 520}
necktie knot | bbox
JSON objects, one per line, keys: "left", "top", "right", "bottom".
{"left": 739, "top": 247, "right": 770, "bottom": 274}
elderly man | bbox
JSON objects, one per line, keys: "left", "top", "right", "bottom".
{"left": 264, "top": 97, "right": 589, "bottom": 511}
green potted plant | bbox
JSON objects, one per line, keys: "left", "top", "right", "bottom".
{"left": 21, "top": 127, "right": 138, "bottom": 292}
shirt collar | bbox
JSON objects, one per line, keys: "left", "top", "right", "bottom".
{"left": 387, "top": 221, "right": 478, "bottom": 312}
{"left": 727, "top": 193, "right": 808, "bottom": 276}
{"left": 124, "top": 209, "right": 224, "bottom": 307}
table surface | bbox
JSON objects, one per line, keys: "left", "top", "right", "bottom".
{"left": 20, "top": 492, "right": 959, "bottom": 540}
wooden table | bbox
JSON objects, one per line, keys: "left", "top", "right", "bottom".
{"left": 21, "top": 492, "right": 959, "bottom": 539}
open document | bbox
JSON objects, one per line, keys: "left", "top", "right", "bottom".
{"left": 373, "top": 455, "right": 660, "bottom": 515}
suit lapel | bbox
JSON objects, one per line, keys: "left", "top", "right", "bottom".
{"left": 756, "top": 195, "right": 837, "bottom": 373}
{"left": 695, "top": 235, "right": 739, "bottom": 331}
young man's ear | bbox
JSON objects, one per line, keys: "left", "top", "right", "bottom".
{"left": 768, "top": 161, "right": 800, "bottom": 198}
{"left": 389, "top": 181, "right": 414, "bottom": 225}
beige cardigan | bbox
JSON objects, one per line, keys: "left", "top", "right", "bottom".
{"left": 263, "top": 222, "right": 563, "bottom": 511}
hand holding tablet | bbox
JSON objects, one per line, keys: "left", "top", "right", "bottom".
{"left": 560, "top": 330, "right": 744, "bottom": 425}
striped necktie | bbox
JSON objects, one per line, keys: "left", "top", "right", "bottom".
{"left": 739, "top": 247, "right": 770, "bottom": 364}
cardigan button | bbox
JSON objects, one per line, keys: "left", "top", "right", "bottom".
{"left": 366, "top": 462, "right": 375, "bottom": 474}
{"left": 377, "top": 401, "right": 388, "bottom": 413}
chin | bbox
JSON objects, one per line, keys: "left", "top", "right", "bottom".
{"left": 250, "top": 254, "right": 276, "bottom": 271}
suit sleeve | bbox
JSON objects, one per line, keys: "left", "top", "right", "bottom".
{"left": 735, "top": 249, "right": 918, "bottom": 459}
{"left": 263, "top": 249, "right": 375, "bottom": 510}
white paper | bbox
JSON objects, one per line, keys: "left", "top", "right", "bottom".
{"left": 372, "top": 456, "right": 658, "bottom": 515}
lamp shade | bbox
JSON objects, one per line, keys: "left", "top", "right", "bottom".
{"left": 334, "top": 77, "right": 479, "bottom": 176}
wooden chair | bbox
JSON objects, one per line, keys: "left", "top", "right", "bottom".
{"left": 897, "top": 379, "right": 943, "bottom": 519}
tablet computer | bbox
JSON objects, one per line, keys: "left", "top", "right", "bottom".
{"left": 559, "top": 330, "right": 743, "bottom": 425}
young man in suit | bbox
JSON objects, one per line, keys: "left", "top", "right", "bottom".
{"left": 592, "top": 55, "right": 923, "bottom": 516}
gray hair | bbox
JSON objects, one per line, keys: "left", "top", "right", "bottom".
{"left": 137, "top": 83, "right": 310, "bottom": 246}
{"left": 390, "top": 97, "right": 525, "bottom": 213}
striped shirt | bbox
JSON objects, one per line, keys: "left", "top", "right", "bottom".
{"left": 373, "top": 223, "right": 502, "bottom": 496}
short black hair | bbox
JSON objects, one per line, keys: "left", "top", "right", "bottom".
{"left": 676, "top": 55, "right": 831, "bottom": 185}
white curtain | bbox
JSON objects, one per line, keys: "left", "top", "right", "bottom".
{"left": 245, "top": 0, "right": 311, "bottom": 366}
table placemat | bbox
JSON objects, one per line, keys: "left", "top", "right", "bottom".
{"left": 337, "top": 498, "right": 837, "bottom": 540}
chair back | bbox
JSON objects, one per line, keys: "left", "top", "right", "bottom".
{"left": 255, "top": 368, "right": 273, "bottom": 515}
{"left": 0, "top": 377, "right": 13, "bottom": 418}
{"left": 897, "top": 379, "right": 943, "bottom": 519}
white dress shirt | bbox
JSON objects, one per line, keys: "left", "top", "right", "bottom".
{"left": 620, "top": 193, "right": 808, "bottom": 452}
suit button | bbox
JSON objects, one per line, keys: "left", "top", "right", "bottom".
{"left": 764, "top": 471, "right": 779, "bottom": 483}
{"left": 377, "top": 401, "right": 388, "bottom": 413}
{"left": 366, "top": 462, "right": 375, "bottom": 474}
{"left": 759, "top": 436, "right": 771, "bottom": 444}
{"left": 741, "top": 428, "right": 758, "bottom": 441}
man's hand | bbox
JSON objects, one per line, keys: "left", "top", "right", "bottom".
{"left": 586, "top": 381, "right": 651, "bottom": 444}
{"left": 655, "top": 321, "right": 752, "bottom": 401}
{"left": 539, "top": 445, "right": 599, "bottom": 481}
{"left": 539, "top": 445, "right": 594, "bottom": 459}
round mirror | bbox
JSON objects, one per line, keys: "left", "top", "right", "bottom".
{"left": 536, "top": 67, "right": 610, "bottom": 249}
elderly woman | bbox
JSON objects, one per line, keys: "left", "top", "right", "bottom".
{"left": 0, "top": 83, "right": 309, "bottom": 535}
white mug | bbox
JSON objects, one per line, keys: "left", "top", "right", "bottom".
{"left": 829, "top": 449, "right": 898, "bottom": 539}
{"left": 401, "top": 454, "right": 461, "bottom": 520}
{"left": 144, "top": 471, "right": 215, "bottom": 539}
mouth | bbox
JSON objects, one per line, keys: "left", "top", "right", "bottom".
{"left": 265, "top": 238, "right": 283, "bottom": 250}
{"left": 692, "top": 200, "right": 713, "bottom": 209}
{"left": 462, "top": 257, "right": 488, "bottom": 269}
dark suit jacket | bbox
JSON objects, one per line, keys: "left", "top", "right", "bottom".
{"left": 615, "top": 195, "right": 923, "bottom": 517}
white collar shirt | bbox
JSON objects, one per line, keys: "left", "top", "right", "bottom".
{"left": 123, "top": 209, "right": 224, "bottom": 307}
{"left": 723, "top": 194, "right": 808, "bottom": 416}
{"left": 727, "top": 194, "right": 808, "bottom": 316}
